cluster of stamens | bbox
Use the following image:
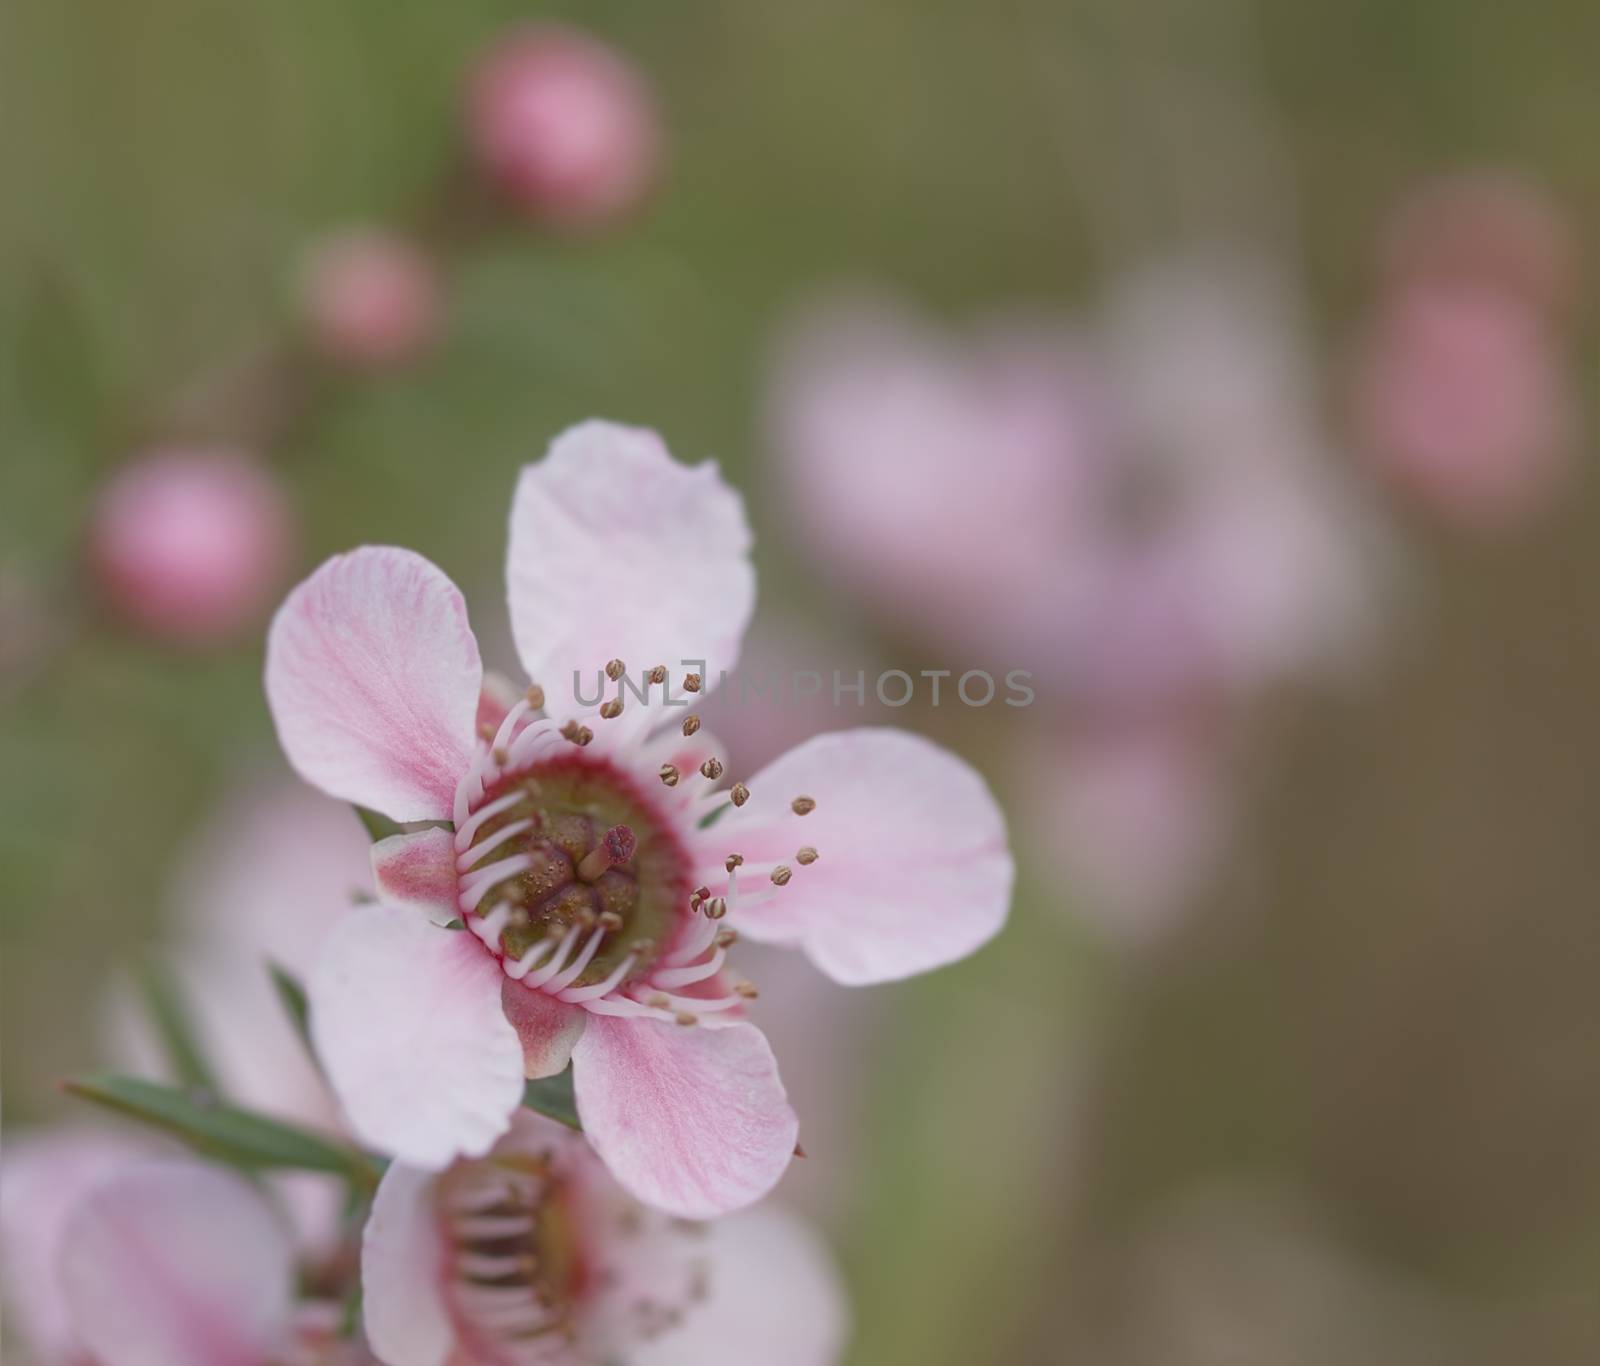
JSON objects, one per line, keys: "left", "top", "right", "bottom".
{"left": 449, "top": 666, "right": 823, "bottom": 1028}
{"left": 438, "top": 1152, "right": 581, "bottom": 1360}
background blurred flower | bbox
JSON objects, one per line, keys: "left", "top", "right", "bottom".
{"left": 1354, "top": 173, "right": 1581, "bottom": 532}
{"left": 467, "top": 25, "right": 661, "bottom": 230}
{"left": 86, "top": 450, "right": 293, "bottom": 645}
{"left": 56, "top": 1162, "right": 300, "bottom": 1366}
{"left": 0, "top": 1127, "right": 160, "bottom": 1364}
{"left": 299, "top": 229, "right": 441, "bottom": 372}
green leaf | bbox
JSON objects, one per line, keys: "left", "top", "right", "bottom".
{"left": 522, "top": 1068, "right": 580, "bottom": 1130}
{"left": 354, "top": 805, "right": 404, "bottom": 842}
{"left": 135, "top": 959, "right": 217, "bottom": 1093}
{"left": 64, "top": 1074, "right": 381, "bottom": 1192}
{"left": 266, "top": 961, "right": 316, "bottom": 1064}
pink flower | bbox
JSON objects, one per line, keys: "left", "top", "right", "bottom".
{"left": 467, "top": 26, "right": 661, "bottom": 230}
{"left": 0, "top": 1127, "right": 157, "bottom": 1363}
{"left": 265, "top": 420, "right": 1012, "bottom": 1216}
{"left": 300, "top": 229, "right": 441, "bottom": 372}
{"left": 88, "top": 449, "right": 293, "bottom": 644}
{"left": 362, "top": 1110, "right": 846, "bottom": 1366}
{"left": 768, "top": 296, "right": 1104, "bottom": 669}
{"left": 1354, "top": 279, "right": 1575, "bottom": 532}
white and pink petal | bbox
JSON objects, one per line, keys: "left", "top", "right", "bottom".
{"left": 308, "top": 905, "right": 525, "bottom": 1169}
{"left": 695, "top": 728, "right": 1013, "bottom": 985}
{"left": 361, "top": 1163, "right": 456, "bottom": 1366}
{"left": 506, "top": 421, "right": 756, "bottom": 719}
{"left": 58, "top": 1163, "right": 296, "bottom": 1366}
{"left": 571, "top": 1015, "right": 797, "bottom": 1219}
{"left": 372, "top": 827, "right": 461, "bottom": 922}
{"left": 266, "top": 546, "right": 481, "bottom": 822}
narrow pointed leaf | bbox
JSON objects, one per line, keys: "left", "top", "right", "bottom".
{"left": 135, "top": 959, "right": 217, "bottom": 1094}
{"left": 266, "top": 960, "right": 317, "bottom": 1066}
{"left": 64, "top": 1074, "right": 381, "bottom": 1192}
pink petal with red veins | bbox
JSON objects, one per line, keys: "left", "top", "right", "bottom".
{"left": 361, "top": 1163, "right": 454, "bottom": 1366}
{"left": 266, "top": 546, "right": 481, "bottom": 822}
{"left": 571, "top": 1016, "right": 797, "bottom": 1218}
{"left": 505, "top": 421, "right": 756, "bottom": 720}
{"left": 372, "top": 827, "right": 461, "bottom": 922}
{"left": 697, "top": 728, "right": 1013, "bottom": 985}
{"left": 501, "top": 978, "right": 587, "bottom": 1078}
{"left": 59, "top": 1163, "right": 295, "bottom": 1366}
{"left": 629, "top": 1204, "right": 849, "bottom": 1366}
{"left": 309, "top": 905, "right": 524, "bottom": 1169}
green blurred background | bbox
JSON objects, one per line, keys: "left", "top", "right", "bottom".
{"left": 3, "top": 1, "right": 1598, "bottom": 1362}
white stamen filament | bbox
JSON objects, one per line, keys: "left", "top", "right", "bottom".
{"left": 521, "top": 925, "right": 581, "bottom": 989}
{"left": 457, "top": 819, "right": 534, "bottom": 872}
{"left": 454, "top": 790, "right": 526, "bottom": 853}
{"left": 459, "top": 854, "right": 534, "bottom": 912}
{"left": 503, "top": 938, "right": 559, "bottom": 981}
{"left": 650, "top": 947, "right": 726, "bottom": 990}
{"left": 469, "top": 904, "right": 513, "bottom": 951}
{"left": 557, "top": 954, "right": 637, "bottom": 1003}
{"left": 543, "top": 928, "right": 606, "bottom": 993}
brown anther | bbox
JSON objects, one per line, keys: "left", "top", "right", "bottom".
{"left": 695, "top": 885, "right": 712, "bottom": 902}
{"left": 674, "top": 1010, "right": 698, "bottom": 1027}
{"left": 733, "top": 981, "right": 759, "bottom": 999}
{"left": 492, "top": 746, "right": 509, "bottom": 766}
{"left": 576, "top": 726, "right": 593, "bottom": 746}
{"left": 699, "top": 757, "right": 724, "bottom": 781}
{"left": 605, "top": 658, "right": 626, "bottom": 681}
{"left": 577, "top": 824, "right": 637, "bottom": 882}
{"left": 681, "top": 714, "right": 701, "bottom": 737}
{"left": 630, "top": 938, "right": 655, "bottom": 955}
{"left": 704, "top": 897, "right": 728, "bottom": 920}
{"left": 715, "top": 928, "right": 738, "bottom": 948}
{"left": 647, "top": 992, "right": 670, "bottom": 1009}
{"left": 597, "top": 910, "right": 624, "bottom": 932}
{"left": 724, "top": 853, "right": 744, "bottom": 872}
{"left": 560, "top": 719, "right": 583, "bottom": 743}
{"left": 730, "top": 783, "right": 750, "bottom": 807}
{"left": 477, "top": 722, "right": 496, "bottom": 741}
{"left": 659, "top": 764, "right": 680, "bottom": 787}
{"left": 796, "top": 846, "right": 819, "bottom": 865}
{"left": 525, "top": 683, "right": 546, "bottom": 710}
{"left": 647, "top": 664, "right": 667, "bottom": 685}
{"left": 599, "top": 698, "right": 623, "bottom": 720}
{"left": 771, "top": 865, "right": 793, "bottom": 886}
{"left": 682, "top": 672, "right": 702, "bottom": 693}
{"left": 791, "top": 795, "right": 816, "bottom": 816}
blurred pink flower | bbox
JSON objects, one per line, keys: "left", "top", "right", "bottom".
{"left": 363, "top": 1109, "right": 846, "bottom": 1366}
{"left": 0, "top": 1127, "right": 157, "bottom": 1363}
{"left": 88, "top": 449, "right": 292, "bottom": 644}
{"left": 769, "top": 297, "right": 1105, "bottom": 669}
{"left": 265, "top": 420, "right": 1011, "bottom": 1215}
{"left": 467, "top": 25, "right": 661, "bottom": 230}
{"left": 1355, "top": 280, "right": 1575, "bottom": 532}
{"left": 300, "top": 229, "right": 440, "bottom": 371}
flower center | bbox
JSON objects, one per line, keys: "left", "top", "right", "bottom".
{"left": 437, "top": 1153, "right": 589, "bottom": 1359}
{"left": 457, "top": 754, "right": 690, "bottom": 991}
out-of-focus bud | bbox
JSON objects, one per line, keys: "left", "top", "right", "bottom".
{"left": 88, "top": 449, "right": 292, "bottom": 644}
{"left": 1353, "top": 281, "right": 1574, "bottom": 531}
{"left": 1380, "top": 170, "right": 1578, "bottom": 322}
{"left": 466, "top": 25, "right": 661, "bottom": 229}
{"left": 299, "top": 228, "right": 440, "bottom": 371}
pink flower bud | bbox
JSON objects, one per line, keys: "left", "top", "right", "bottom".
{"left": 467, "top": 25, "right": 661, "bottom": 229}
{"left": 89, "top": 449, "right": 293, "bottom": 643}
{"left": 1353, "top": 281, "right": 1574, "bottom": 531}
{"left": 300, "top": 229, "right": 440, "bottom": 370}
